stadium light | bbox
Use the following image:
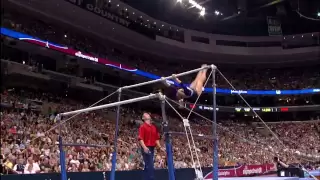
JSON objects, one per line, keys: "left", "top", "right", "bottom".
{"left": 200, "top": 8, "right": 205, "bottom": 16}
{"left": 189, "top": 0, "right": 205, "bottom": 12}
{"left": 214, "top": 10, "right": 220, "bottom": 15}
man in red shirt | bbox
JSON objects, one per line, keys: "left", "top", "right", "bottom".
{"left": 138, "top": 112, "right": 164, "bottom": 180}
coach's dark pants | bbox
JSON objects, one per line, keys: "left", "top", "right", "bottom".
{"left": 142, "top": 146, "right": 155, "bottom": 180}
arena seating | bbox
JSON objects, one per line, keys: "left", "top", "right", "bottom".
{"left": 1, "top": 11, "right": 320, "bottom": 91}
{"left": 1, "top": 90, "right": 319, "bottom": 174}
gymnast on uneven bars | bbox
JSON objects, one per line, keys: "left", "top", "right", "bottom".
{"left": 161, "top": 64, "right": 208, "bottom": 104}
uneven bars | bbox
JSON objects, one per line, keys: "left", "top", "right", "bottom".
{"left": 60, "top": 93, "right": 159, "bottom": 116}
{"left": 121, "top": 65, "right": 215, "bottom": 90}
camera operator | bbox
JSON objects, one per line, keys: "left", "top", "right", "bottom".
{"left": 274, "top": 157, "right": 305, "bottom": 178}
{"left": 273, "top": 157, "right": 289, "bottom": 171}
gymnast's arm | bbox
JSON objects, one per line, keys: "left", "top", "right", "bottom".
{"left": 161, "top": 75, "right": 184, "bottom": 90}
{"left": 161, "top": 77, "right": 174, "bottom": 87}
{"left": 278, "top": 161, "right": 289, "bottom": 168}
{"left": 172, "top": 74, "right": 182, "bottom": 84}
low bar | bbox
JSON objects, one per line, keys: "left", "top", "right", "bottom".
{"left": 60, "top": 93, "right": 159, "bottom": 116}
{"left": 122, "top": 65, "right": 214, "bottom": 90}
{"left": 168, "top": 131, "right": 214, "bottom": 139}
{"left": 61, "top": 144, "right": 110, "bottom": 148}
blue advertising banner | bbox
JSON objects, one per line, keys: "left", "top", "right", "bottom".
{"left": 1, "top": 27, "right": 319, "bottom": 95}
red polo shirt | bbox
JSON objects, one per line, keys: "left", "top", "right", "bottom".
{"left": 138, "top": 122, "right": 160, "bottom": 147}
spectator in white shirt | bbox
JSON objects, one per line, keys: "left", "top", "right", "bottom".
{"left": 24, "top": 157, "right": 40, "bottom": 174}
{"left": 70, "top": 155, "right": 80, "bottom": 167}
{"left": 41, "top": 144, "right": 50, "bottom": 157}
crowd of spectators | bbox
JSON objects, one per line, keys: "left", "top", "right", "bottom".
{"left": 1, "top": 11, "right": 320, "bottom": 91}
{"left": 1, "top": 89, "right": 319, "bottom": 174}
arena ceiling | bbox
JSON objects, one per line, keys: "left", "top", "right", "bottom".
{"left": 116, "top": 0, "right": 320, "bottom": 34}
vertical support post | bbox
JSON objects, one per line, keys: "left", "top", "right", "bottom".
{"left": 160, "top": 95, "right": 175, "bottom": 180}
{"left": 212, "top": 67, "right": 219, "bottom": 180}
{"left": 110, "top": 88, "right": 122, "bottom": 180}
{"left": 58, "top": 115, "right": 67, "bottom": 180}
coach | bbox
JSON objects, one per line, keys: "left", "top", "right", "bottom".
{"left": 138, "top": 112, "right": 164, "bottom": 180}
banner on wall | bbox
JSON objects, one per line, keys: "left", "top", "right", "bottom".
{"left": 267, "top": 17, "right": 282, "bottom": 36}
{"left": 66, "top": 0, "right": 131, "bottom": 27}
{"left": 204, "top": 164, "right": 275, "bottom": 179}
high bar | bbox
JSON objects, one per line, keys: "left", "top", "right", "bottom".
{"left": 122, "top": 64, "right": 215, "bottom": 90}
{"left": 60, "top": 93, "right": 159, "bottom": 116}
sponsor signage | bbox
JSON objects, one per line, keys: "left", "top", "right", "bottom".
{"left": 75, "top": 51, "right": 98, "bottom": 62}
{"left": 204, "top": 164, "right": 275, "bottom": 179}
{"left": 267, "top": 17, "right": 282, "bottom": 36}
{"left": 67, "top": 0, "right": 131, "bottom": 27}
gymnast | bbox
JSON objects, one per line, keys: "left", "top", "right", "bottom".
{"left": 161, "top": 64, "right": 208, "bottom": 104}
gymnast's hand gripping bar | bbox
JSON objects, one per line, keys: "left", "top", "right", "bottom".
{"left": 121, "top": 64, "right": 216, "bottom": 90}
{"left": 59, "top": 93, "right": 161, "bottom": 117}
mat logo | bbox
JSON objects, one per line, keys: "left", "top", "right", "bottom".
{"left": 242, "top": 166, "right": 262, "bottom": 175}
{"left": 218, "top": 171, "right": 231, "bottom": 176}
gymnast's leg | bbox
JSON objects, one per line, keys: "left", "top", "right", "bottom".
{"left": 190, "top": 64, "right": 208, "bottom": 96}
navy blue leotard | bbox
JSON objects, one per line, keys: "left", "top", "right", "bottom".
{"left": 165, "top": 82, "right": 197, "bottom": 100}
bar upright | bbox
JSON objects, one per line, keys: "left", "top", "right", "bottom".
{"left": 160, "top": 95, "right": 175, "bottom": 180}
{"left": 110, "top": 88, "right": 122, "bottom": 180}
{"left": 211, "top": 67, "right": 218, "bottom": 180}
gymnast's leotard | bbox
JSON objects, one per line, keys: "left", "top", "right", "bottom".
{"left": 164, "top": 82, "right": 197, "bottom": 100}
